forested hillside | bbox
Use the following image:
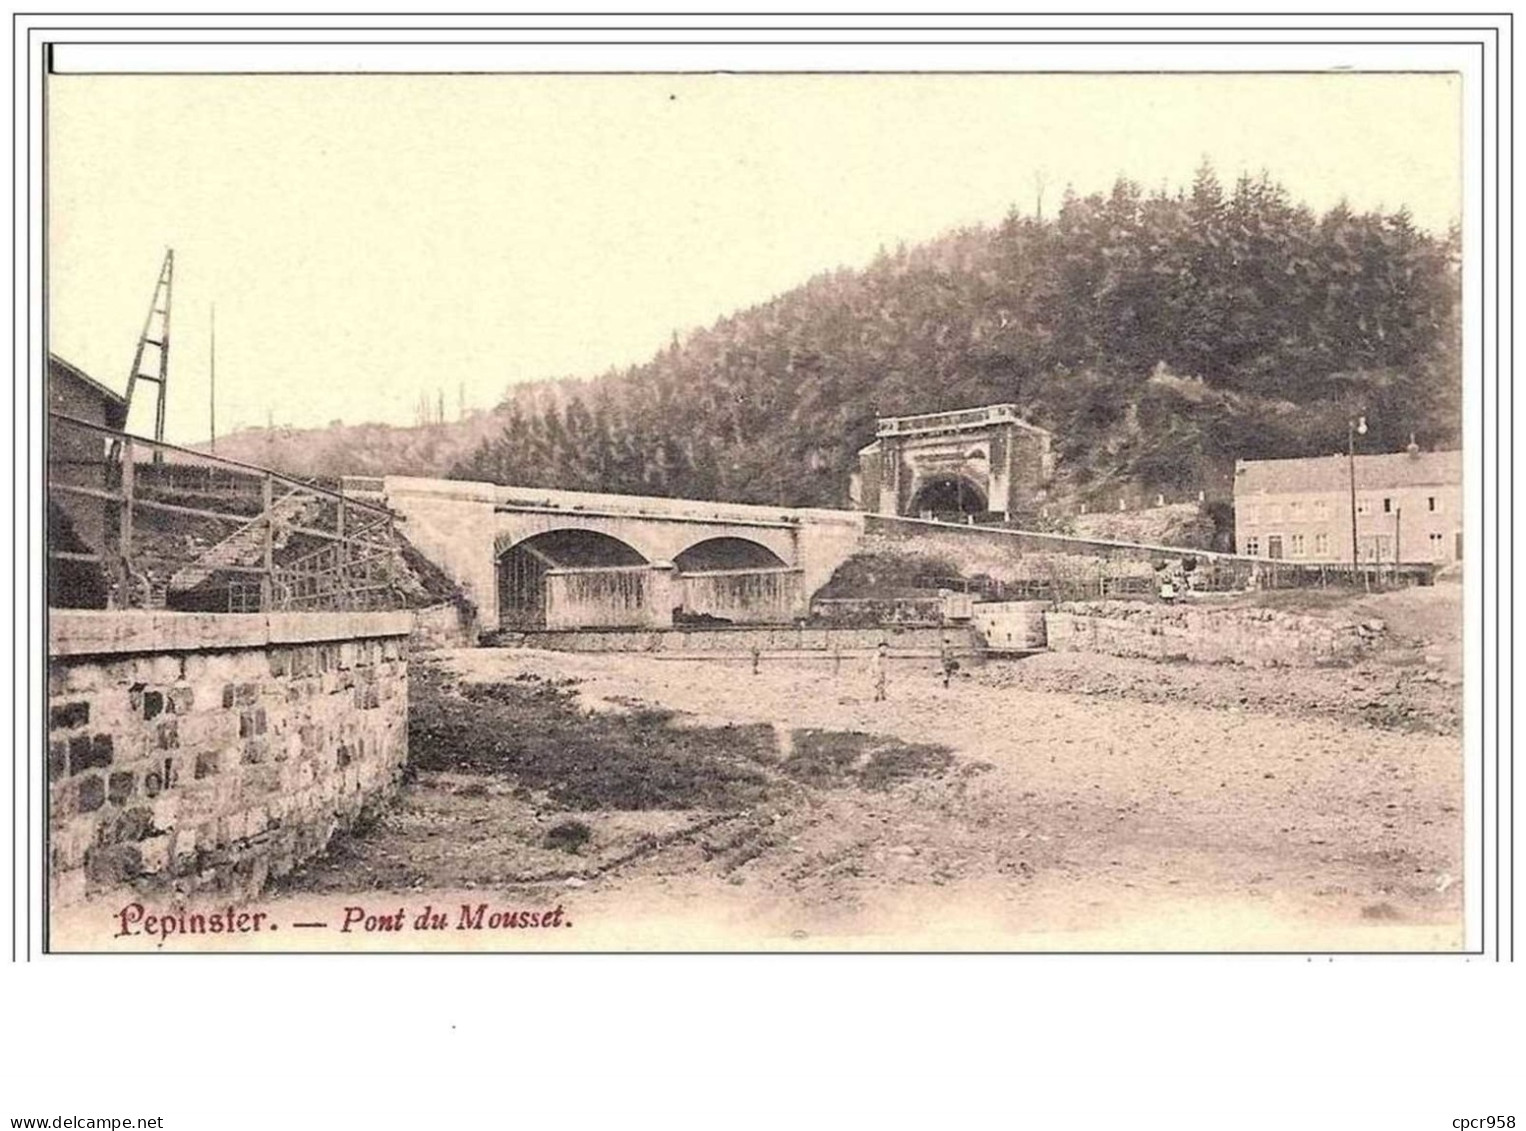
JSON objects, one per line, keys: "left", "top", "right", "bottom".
{"left": 213, "top": 166, "right": 1462, "bottom": 508}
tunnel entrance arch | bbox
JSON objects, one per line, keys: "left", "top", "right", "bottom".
{"left": 496, "top": 529, "right": 647, "bottom": 630}
{"left": 909, "top": 475, "right": 988, "bottom": 517}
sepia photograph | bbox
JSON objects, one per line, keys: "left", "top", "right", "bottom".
{"left": 43, "top": 66, "right": 1469, "bottom": 954}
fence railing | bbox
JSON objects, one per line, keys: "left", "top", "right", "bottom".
{"left": 47, "top": 412, "right": 404, "bottom": 613}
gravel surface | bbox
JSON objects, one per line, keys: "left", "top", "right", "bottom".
{"left": 151, "top": 582, "right": 1464, "bottom": 953}
{"left": 300, "top": 634, "right": 1463, "bottom": 951}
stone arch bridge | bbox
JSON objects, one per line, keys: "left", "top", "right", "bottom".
{"left": 380, "top": 477, "right": 865, "bottom": 633}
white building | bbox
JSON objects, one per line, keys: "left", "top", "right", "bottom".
{"left": 1233, "top": 445, "right": 1462, "bottom": 564}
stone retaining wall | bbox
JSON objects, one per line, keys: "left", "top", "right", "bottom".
{"left": 1044, "top": 601, "right": 1377, "bottom": 668}
{"left": 809, "top": 596, "right": 947, "bottom": 627}
{"left": 47, "top": 610, "right": 412, "bottom": 909}
{"left": 501, "top": 624, "right": 980, "bottom": 655}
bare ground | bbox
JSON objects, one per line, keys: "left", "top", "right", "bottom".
{"left": 265, "top": 583, "right": 1464, "bottom": 951}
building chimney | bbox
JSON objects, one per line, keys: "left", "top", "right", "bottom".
{"left": 1407, "top": 433, "right": 1421, "bottom": 458}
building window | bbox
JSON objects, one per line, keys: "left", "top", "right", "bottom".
{"left": 1290, "top": 533, "right": 1306, "bottom": 557}
{"left": 1267, "top": 504, "right": 1283, "bottom": 523}
{"left": 1241, "top": 504, "right": 1258, "bottom": 525}
{"left": 1289, "top": 501, "right": 1303, "bottom": 520}
{"left": 1428, "top": 532, "right": 1445, "bottom": 559}
{"left": 1356, "top": 498, "right": 1372, "bottom": 515}
{"left": 1314, "top": 532, "right": 1330, "bottom": 557}
{"left": 1244, "top": 536, "right": 1260, "bottom": 556}
{"left": 1313, "top": 500, "right": 1329, "bottom": 519}
{"left": 1382, "top": 497, "right": 1394, "bottom": 514}
{"left": 1428, "top": 496, "right": 1440, "bottom": 513}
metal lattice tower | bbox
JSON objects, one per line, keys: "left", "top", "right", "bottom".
{"left": 123, "top": 249, "right": 174, "bottom": 462}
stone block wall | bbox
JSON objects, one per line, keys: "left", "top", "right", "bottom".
{"left": 1043, "top": 601, "right": 1377, "bottom": 668}
{"left": 47, "top": 611, "right": 412, "bottom": 909}
{"left": 809, "top": 596, "right": 947, "bottom": 627}
{"left": 510, "top": 624, "right": 979, "bottom": 655}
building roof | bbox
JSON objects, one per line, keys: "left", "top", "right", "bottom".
{"left": 48, "top": 353, "right": 129, "bottom": 429}
{"left": 1235, "top": 449, "right": 1462, "bottom": 496}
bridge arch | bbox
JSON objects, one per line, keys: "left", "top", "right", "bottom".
{"left": 672, "top": 536, "right": 801, "bottom": 625}
{"left": 496, "top": 529, "right": 648, "bottom": 630}
{"left": 909, "top": 474, "right": 987, "bottom": 516}
{"left": 673, "top": 536, "right": 787, "bottom": 573}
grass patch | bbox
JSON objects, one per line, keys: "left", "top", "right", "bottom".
{"left": 410, "top": 663, "right": 780, "bottom": 811}
{"left": 544, "top": 819, "right": 593, "bottom": 854}
{"left": 783, "top": 729, "right": 955, "bottom": 791}
{"left": 407, "top": 663, "right": 965, "bottom": 821}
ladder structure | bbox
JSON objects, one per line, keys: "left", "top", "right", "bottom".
{"left": 123, "top": 249, "right": 175, "bottom": 463}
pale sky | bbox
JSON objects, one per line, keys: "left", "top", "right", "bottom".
{"left": 47, "top": 72, "right": 1461, "bottom": 443}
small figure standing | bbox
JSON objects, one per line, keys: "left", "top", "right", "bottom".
{"left": 751, "top": 644, "right": 761, "bottom": 676}
{"left": 873, "top": 641, "right": 889, "bottom": 702}
{"left": 939, "top": 636, "right": 959, "bottom": 689}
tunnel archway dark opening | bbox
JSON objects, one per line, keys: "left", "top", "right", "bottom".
{"left": 673, "top": 537, "right": 786, "bottom": 573}
{"left": 909, "top": 475, "right": 987, "bottom": 516}
{"left": 497, "top": 529, "right": 647, "bottom": 630}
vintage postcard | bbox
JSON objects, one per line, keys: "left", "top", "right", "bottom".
{"left": 41, "top": 64, "right": 1472, "bottom": 955}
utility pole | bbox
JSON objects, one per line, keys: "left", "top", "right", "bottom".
{"left": 208, "top": 304, "right": 217, "bottom": 453}
{"left": 1348, "top": 414, "right": 1367, "bottom": 569}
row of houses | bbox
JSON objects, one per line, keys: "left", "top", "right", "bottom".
{"left": 1233, "top": 444, "right": 1462, "bottom": 565}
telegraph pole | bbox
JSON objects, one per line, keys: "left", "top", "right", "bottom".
{"left": 208, "top": 304, "right": 217, "bottom": 453}
{"left": 1347, "top": 414, "right": 1367, "bottom": 568}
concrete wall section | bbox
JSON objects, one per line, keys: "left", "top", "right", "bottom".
{"left": 970, "top": 601, "right": 1050, "bottom": 652}
{"left": 47, "top": 611, "right": 411, "bottom": 909}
